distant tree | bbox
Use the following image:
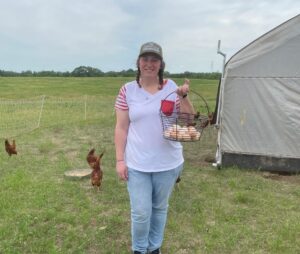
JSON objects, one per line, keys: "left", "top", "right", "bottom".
{"left": 0, "top": 70, "right": 19, "bottom": 76}
{"left": 21, "top": 70, "right": 33, "bottom": 76}
{"left": 168, "top": 71, "right": 221, "bottom": 80}
{"left": 0, "top": 66, "right": 221, "bottom": 80}
{"left": 71, "top": 66, "right": 104, "bottom": 77}
{"left": 121, "top": 69, "right": 136, "bottom": 77}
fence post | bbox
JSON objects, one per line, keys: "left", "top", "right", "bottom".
{"left": 84, "top": 95, "right": 87, "bottom": 120}
{"left": 37, "top": 95, "right": 45, "bottom": 128}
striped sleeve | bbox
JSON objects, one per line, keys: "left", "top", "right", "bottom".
{"left": 115, "top": 85, "right": 128, "bottom": 110}
{"left": 175, "top": 96, "right": 180, "bottom": 112}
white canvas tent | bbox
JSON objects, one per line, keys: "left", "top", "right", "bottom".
{"left": 215, "top": 14, "right": 300, "bottom": 172}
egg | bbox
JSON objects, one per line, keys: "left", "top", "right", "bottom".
{"left": 188, "top": 126, "right": 196, "bottom": 132}
{"left": 192, "top": 132, "right": 201, "bottom": 140}
{"left": 178, "top": 129, "right": 186, "bottom": 136}
{"left": 167, "top": 126, "right": 174, "bottom": 133}
{"left": 164, "top": 130, "right": 171, "bottom": 138}
{"left": 170, "top": 131, "right": 178, "bottom": 139}
{"left": 188, "top": 126, "right": 197, "bottom": 138}
{"left": 182, "top": 133, "right": 192, "bottom": 141}
{"left": 172, "top": 124, "right": 181, "bottom": 132}
{"left": 181, "top": 126, "right": 188, "bottom": 133}
{"left": 176, "top": 132, "right": 184, "bottom": 140}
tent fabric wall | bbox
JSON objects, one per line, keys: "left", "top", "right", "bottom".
{"left": 226, "top": 15, "right": 300, "bottom": 78}
{"left": 217, "top": 14, "right": 300, "bottom": 172}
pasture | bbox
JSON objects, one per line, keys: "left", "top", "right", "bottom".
{"left": 0, "top": 77, "right": 299, "bottom": 253}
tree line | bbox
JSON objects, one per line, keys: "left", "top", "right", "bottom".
{"left": 0, "top": 66, "right": 221, "bottom": 79}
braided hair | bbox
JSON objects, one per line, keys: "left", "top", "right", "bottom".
{"left": 136, "top": 58, "right": 165, "bottom": 90}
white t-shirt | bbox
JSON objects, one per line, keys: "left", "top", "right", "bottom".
{"left": 115, "top": 79, "right": 184, "bottom": 172}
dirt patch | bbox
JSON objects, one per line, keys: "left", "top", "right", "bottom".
{"left": 262, "top": 172, "right": 300, "bottom": 184}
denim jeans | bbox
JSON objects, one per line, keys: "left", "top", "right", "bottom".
{"left": 127, "top": 164, "right": 183, "bottom": 253}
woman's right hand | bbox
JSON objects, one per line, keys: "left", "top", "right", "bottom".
{"left": 177, "top": 78, "right": 190, "bottom": 97}
{"left": 116, "top": 161, "right": 128, "bottom": 181}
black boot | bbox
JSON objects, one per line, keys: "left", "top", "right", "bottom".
{"left": 150, "top": 249, "right": 160, "bottom": 254}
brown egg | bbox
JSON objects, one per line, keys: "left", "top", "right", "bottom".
{"left": 178, "top": 129, "right": 186, "bottom": 136}
{"left": 182, "top": 133, "right": 192, "bottom": 141}
{"left": 192, "top": 132, "right": 201, "bottom": 140}
{"left": 164, "top": 130, "right": 171, "bottom": 138}
{"left": 172, "top": 124, "right": 181, "bottom": 132}
{"left": 181, "top": 126, "right": 188, "bottom": 133}
{"left": 177, "top": 132, "right": 184, "bottom": 140}
{"left": 167, "top": 126, "right": 174, "bottom": 132}
{"left": 170, "top": 130, "right": 178, "bottom": 139}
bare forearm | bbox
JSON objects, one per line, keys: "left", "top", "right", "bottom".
{"left": 114, "top": 127, "right": 128, "bottom": 161}
{"left": 177, "top": 79, "right": 195, "bottom": 114}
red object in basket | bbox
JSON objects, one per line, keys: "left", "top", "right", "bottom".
{"left": 161, "top": 100, "right": 175, "bottom": 116}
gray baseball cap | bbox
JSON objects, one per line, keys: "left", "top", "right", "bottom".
{"left": 139, "top": 42, "right": 163, "bottom": 59}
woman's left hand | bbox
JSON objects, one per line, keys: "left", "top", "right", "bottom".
{"left": 177, "top": 79, "right": 190, "bottom": 97}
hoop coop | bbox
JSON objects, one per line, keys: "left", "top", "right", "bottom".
{"left": 160, "top": 90, "right": 210, "bottom": 142}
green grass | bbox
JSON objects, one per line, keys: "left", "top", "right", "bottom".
{"left": 0, "top": 77, "right": 299, "bottom": 254}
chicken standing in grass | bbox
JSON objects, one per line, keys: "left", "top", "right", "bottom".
{"left": 86, "top": 148, "right": 97, "bottom": 168}
{"left": 5, "top": 139, "right": 17, "bottom": 156}
{"left": 201, "top": 112, "right": 214, "bottom": 128}
{"left": 86, "top": 149, "right": 104, "bottom": 190}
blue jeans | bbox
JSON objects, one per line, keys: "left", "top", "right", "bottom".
{"left": 127, "top": 164, "right": 183, "bottom": 253}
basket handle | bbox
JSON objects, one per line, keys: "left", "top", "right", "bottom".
{"left": 160, "top": 89, "right": 210, "bottom": 115}
{"left": 189, "top": 90, "right": 210, "bottom": 115}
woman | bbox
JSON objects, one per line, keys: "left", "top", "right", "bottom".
{"left": 114, "top": 42, "right": 195, "bottom": 254}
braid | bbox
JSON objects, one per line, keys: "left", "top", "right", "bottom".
{"left": 136, "top": 68, "right": 141, "bottom": 87}
{"left": 158, "top": 69, "right": 164, "bottom": 90}
{"left": 158, "top": 60, "right": 165, "bottom": 90}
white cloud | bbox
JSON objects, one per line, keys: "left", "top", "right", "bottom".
{"left": 0, "top": 0, "right": 299, "bottom": 72}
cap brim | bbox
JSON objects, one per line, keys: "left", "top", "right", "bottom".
{"left": 139, "top": 51, "right": 162, "bottom": 59}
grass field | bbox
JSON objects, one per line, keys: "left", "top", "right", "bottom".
{"left": 0, "top": 77, "right": 299, "bottom": 254}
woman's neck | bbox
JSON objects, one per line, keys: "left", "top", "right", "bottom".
{"left": 139, "top": 77, "right": 159, "bottom": 88}
{"left": 139, "top": 77, "right": 161, "bottom": 94}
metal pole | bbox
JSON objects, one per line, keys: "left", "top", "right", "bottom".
{"left": 217, "top": 40, "right": 226, "bottom": 77}
{"left": 214, "top": 40, "right": 227, "bottom": 169}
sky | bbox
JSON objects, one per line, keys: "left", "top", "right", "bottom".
{"left": 0, "top": 0, "right": 299, "bottom": 73}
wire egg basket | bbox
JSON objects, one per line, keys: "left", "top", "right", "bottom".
{"left": 160, "top": 90, "right": 210, "bottom": 142}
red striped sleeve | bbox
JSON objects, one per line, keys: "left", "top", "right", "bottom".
{"left": 175, "top": 96, "right": 180, "bottom": 112}
{"left": 115, "top": 85, "right": 128, "bottom": 110}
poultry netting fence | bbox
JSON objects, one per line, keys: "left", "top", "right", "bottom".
{"left": 0, "top": 95, "right": 114, "bottom": 139}
{"left": 0, "top": 94, "right": 218, "bottom": 167}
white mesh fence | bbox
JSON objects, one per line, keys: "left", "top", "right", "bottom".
{"left": 0, "top": 95, "right": 112, "bottom": 139}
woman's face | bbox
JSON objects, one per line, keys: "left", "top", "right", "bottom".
{"left": 138, "top": 53, "right": 162, "bottom": 78}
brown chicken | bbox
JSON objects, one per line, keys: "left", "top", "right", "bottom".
{"left": 5, "top": 139, "right": 17, "bottom": 156}
{"left": 200, "top": 112, "right": 214, "bottom": 128}
{"left": 86, "top": 148, "right": 97, "bottom": 168}
{"left": 87, "top": 149, "right": 104, "bottom": 190}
